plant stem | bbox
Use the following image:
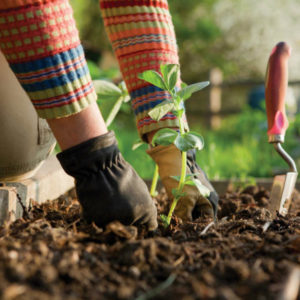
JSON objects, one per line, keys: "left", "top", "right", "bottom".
{"left": 105, "top": 96, "right": 123, "bottom": 127}
{"left": 166, "top": 113, "right": 187, "bottom": 225}
{"left": 150, "top": 164, "right": 159, "bottom": 197}
{"left": 178, "top": 114, "right": 185, "bottom": 135}
{"left": 166, "top": 151, "right": 186, "bottom": 224}
{"left": 177, "top": 113, "right": 187, "bottom": 192}
{"left": 178, "top": 151, "right": 187, "bottom": 191}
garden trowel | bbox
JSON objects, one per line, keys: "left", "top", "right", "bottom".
{"left": 265, "top": 42, "right": 298, "bottom": 217}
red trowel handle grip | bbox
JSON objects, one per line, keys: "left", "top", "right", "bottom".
{"left": 265, "top": 42, "right": 291, "bottom": 142}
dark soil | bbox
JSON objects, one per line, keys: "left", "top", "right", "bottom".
{"left": 0, "top": 185, "right": 299, "bottom": 300}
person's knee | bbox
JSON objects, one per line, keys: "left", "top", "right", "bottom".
{"left": 0, "top": 51, "right": 55, "bottom": 181}
{"left": 0, "top": 116, "right": 56, "bottom": 181}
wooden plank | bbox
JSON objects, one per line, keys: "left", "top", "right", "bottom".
{"left": 0, "top": 155, "right": 74, "bottom": 224}
{"left": 0, "top": 187, "right": 17, "bottom": 225}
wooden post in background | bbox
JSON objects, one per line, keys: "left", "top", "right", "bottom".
{"left": 209, "top": 68, "right": 223, "bottom": 129}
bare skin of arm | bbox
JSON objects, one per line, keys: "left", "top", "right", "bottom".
{"left": 47, "top": 98, "right": 176, "bottom": 150}
{"left": 47, "top": 102, "right": 108, "bottom": 150}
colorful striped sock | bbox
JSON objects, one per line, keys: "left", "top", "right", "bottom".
{"left": 100, "top": 0, "right": 188, "bottom": 140}
{"left": 0, "top": 0, "right": 97, "bottom": 119}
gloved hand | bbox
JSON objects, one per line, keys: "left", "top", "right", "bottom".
{"left": 57, "top": 131, "right": 157, "bottom": 230}
{"left": 147, "top": 144, "right": 218, "bottom": 221}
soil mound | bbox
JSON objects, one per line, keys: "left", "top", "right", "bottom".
{"left": 0, "top": 186, "right": 299, "bottom": 299}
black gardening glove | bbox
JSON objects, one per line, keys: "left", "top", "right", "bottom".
{"left": 57, "top": 131, "right": 157, "bottom": 230}
{"left": 186, "top": 148, "right": 219, "bottom": 218}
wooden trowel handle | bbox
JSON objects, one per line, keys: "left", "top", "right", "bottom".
{"left": 265, "top": 42, "right": 291, "bottom": 142}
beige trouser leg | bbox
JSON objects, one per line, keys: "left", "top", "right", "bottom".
{"left": 0, "top": 51, "right": 56, "bottom": 182}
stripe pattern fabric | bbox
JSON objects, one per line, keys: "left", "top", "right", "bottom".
{"left": 0, "top": 0, "right": 96, "bottom": 119}
{"left": 100, "top": 0, "right": 188, "bottom": 138}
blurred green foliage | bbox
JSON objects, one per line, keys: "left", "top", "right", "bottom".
{"left": 70, "top": 0, "right": 110, "bottom": 60}
{"left": 196, "top": 107, "right": 300, "bottom": 180}
{"left": 109, "top": 117, "right": 156, "bottom": 179}
{"left": 168, "top": 0, "right": 234, "bottom": 81}
{"left": 70, "top": 0, "right": 235, "bottom": 79}
{"left": 87, "top": 60, "right": 119, "bottom": 80}
{"left": 70, "top": 0, "right": 300, "bottom": 80}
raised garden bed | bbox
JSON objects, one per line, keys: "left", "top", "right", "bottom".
{"left": 0, "top": 185, "right": 299, "bottom": 300}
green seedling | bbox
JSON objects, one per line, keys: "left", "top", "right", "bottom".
{"left": 150, "top": 164, "right": 159, "bottom": 197}
{"left": 93, "top": 80, "right": 130, "bottom": 127}
{"left": 132, "top": 139, "right": 159, "bottom": 197}
{"left": 138, "top": 64, "right": 210, "bottom": 227}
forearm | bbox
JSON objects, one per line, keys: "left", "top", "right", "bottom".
{"left": 0, "top": 0, "right": 97, "bottom": 119}
{"left": 100, "top": 0, "right": 188, "bottom": 140}
{"left": 47, "top": 102, "right": 107, "bottom": 150}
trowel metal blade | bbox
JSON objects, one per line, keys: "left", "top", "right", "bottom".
{"left": 269, "top": 172, "right": 298, "bottom": 217}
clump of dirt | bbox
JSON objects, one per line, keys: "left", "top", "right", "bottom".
{"left": 0, "top": 186, "right": 299, "bottom": 300}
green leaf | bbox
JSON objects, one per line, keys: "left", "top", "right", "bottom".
{"left": 132, "top": 140, "right": 145, "bottom": 151}
{"left": 171, "top": 175, "right": 181, "bottom": 182}
{"left": 184, "top": 180, "right": 196, "bottom": 186}
{"left": 160, "top": 214, "right": 168, "bottom": 221}
{"left": 123, "top": 95, "right": 131, "bottom": 103}
{"left": 152, "top": 128, "right": 179, "bottom": 146}
{"left": 171, "top": 188, "right": 185, "bottom": 198}
{"left": 185, "top": 174, "right": 195, "bottom": 181}
{"left": 177, "top": 81, "right": 210, "bottom": 101}
{"left": 172, "top": 110, "right": 179, "bottom": 117}
{"left": 173, "top": 177, "right": 209, "bottom": 197}
{"left": 105, "top": 97, "right": 123, "bottom": 127}
{"left": 118, "top": 81, "right": 127, "bottom": 93}
{"left": 185, "top": 131, "right": 205, "bottom": 150}
{"left": 185, "top": 173, "right": 201, "bottom": 179}
{"left": 174, "top": 95, "right": 182, "bottom": 105}
{"left": 192, "top": 178, "right": 210, "bottom": 197}
{"left": 148, "top": 101, "right": 175, "bottom": 121}
{"left": 138, "top": 70, "right": 167, "bottom": 90}
{"left": 181, "top": 82, "right": 188, "bottom": 89}
{"left": 185, "top": 178, "right": 210, "bottom": 197}
{"left": 172, "top": 188, "right": 178, "bottom": 198}
{"left": 93, "top": 80, "right": 122, "bottom": 102}
{"left": 172, "top": 108, "right": 184, "bottom": 119}
{"left": 160, "top": 64, "right": 179, "bottom": 91}
{"left": 174, "top": 132, "right": 204, "bottom": 152}
{"left": 160, "top": 214, "right": 169, "bottom": 227}
{"left": 118, "top": 81, "right": 131, "bottom": 102}
{"left": 174, "top": 135, "right": 188, "bottom": 152}
{"left": 172, "top": 176, "right": 200, "bottom": 186}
